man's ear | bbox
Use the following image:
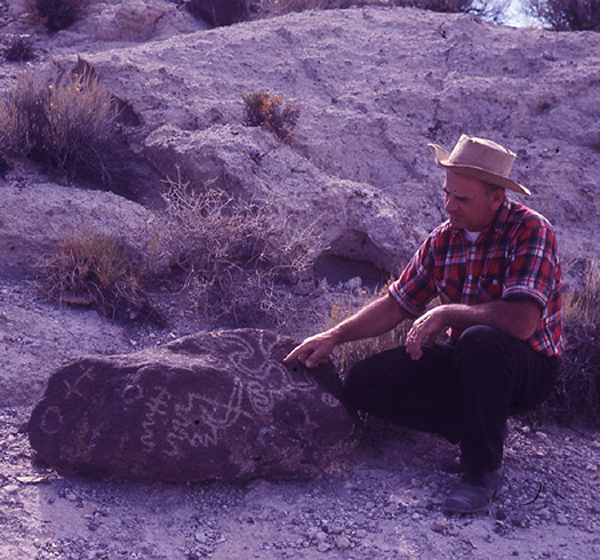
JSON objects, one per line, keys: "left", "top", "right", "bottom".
{"left": 491, "top": 188, "right": 505, "bottom": 211}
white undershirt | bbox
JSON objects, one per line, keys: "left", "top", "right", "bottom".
{"left": 464, "top": 230, "right": 481, "bottom": 243}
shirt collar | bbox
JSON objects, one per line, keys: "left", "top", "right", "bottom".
{"left": 491, "top": 196, "right": 513, "bottom": 235}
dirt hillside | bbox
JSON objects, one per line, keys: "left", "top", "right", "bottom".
{"left": 1, "top": 1, "right": 599, "bottom": 558}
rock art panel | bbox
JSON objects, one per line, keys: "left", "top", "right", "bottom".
{"left": 28, "top": 329, "right": 360, "bottom": 482}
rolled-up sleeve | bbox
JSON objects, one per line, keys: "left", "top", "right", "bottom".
{"left": 502, "top": 219, "right": 560, "bottom": 313}
{"left": 389, "top": 235, "right": 437, "bottom": 318}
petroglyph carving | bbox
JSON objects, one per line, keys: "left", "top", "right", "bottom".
{"left": 28, "top": 329, "right": 360, "bottom": 482}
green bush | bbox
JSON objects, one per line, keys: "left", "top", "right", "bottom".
{"left": 242, "top": 91, "right": 301, "bottom": 143}
{"left": 0, "top": 65, "right": 137, "bottom": 197}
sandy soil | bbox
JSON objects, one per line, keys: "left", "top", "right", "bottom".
{"left": 1, "top": 279, "right": 600, "bottom": 560}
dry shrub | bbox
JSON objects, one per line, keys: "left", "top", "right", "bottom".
{"left": 160, "top": 172, "right": 322, "bottom": 331}
{"left": 242, "top": 91, "right": 300, "bottom": 143}
{"left": 528, "top": 0, "right": 600, "bottom": 30}
{"left": 36, "top": 231, "right": 158, "bottom": 322}
{"left": 186, "top": 0, "right": 249, "bottom": 25}
{"left": 252, "top": 0, "right": 473, "bottom": 17}
{"left": 0, "top": 65, "right": 137, "bottom": 197}
{"left": 2, "top": 34, "right": 36, "bottom": 62}
{"left": 22, "top": 0, "right": 82, "bottom": 32}
{"left": 546, "top": 260, "right": 600, "bottom": 425}
{"left": 328, "top": 281, "right": 409, "bottom": 373}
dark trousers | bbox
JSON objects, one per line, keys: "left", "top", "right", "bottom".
{"left": 343, "top": 325, "right": 558, "bottom": 474}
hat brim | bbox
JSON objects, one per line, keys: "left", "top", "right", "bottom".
{"left": 429, "top": 144, "right": 531, "bottom": 196}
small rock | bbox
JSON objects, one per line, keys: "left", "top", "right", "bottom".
{"left": 329, "top": 523, "right": 344, "bottom": 534}
{"left": 315, "top": 531, "right": 328, "bottom": 543}
{"left": 317, "top": 542, "right": 331, "bottom": 552}
{"left": 430, "top": 521, "right": 447, "bottom": 535}
{"left": 334, "top": 535, "right": 351, "bottom": 549}
{"left": 537, "top": 508, "right": 552, "bottom": 521}
{"left": 355, "top": 529, "right": 368, "bottom": 539}
{"left": 495, "top": 509, "right": 507, "bottom": 521}
{"left": 3, "top": 484, "right": 19, "bottom": 495}
{"left": 307, "top": 527, "right": 319, "bottom": 540}
{"left": 384, "top": 503, "right": 397, "bottom": 514}
{"left": 195, "top": 531, "right": 207, "bottom": 543}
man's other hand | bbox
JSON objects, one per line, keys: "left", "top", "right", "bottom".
{"left": 405, "top": 307, "right": 444, "bottom": 360}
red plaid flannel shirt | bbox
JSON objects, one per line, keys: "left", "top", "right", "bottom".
{"left": 389, "top": 198, "right": 562, "bottom": 357}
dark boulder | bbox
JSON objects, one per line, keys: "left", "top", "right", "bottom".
{"left": 28, "top": 329, "right": 360, "bottom": 482}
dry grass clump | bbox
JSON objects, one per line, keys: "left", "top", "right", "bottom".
{"left": 528, "top": 0, "right": 600, "bottom": 30}
{"left": 548, "top": 260, "right": 600, "bottom": 425}
{"left": 242, "top": 91, "right": 301, "bottom": 143}
{"left": 160, "top": 172, "right": 322, "bottom": 331}
{"left": 0, "top": 65, "right": 136, "bottom": 197}
{"left": 22, "top": 0, "right": 82, "bottom": 32}
{"left": 328, "top": 281, "right": 408, "bottom": 372}
{"left": 36, "top": 231, "right": 157, "bottom": 322}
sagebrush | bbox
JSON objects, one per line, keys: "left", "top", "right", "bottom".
{"left": 0, "top": 65, "right": 136, "bottom": 196}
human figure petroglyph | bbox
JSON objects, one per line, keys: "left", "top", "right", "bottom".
{"left": 140, "top": 386, "right": 172, "bottom": 453}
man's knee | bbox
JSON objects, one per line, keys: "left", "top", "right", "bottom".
{"left": 342, "top": 347, "right": 411, "bottom": 411}
{"left": 456, "top": 325, "right": 508, "bottom": 358}
{"left": 455, "top": 325, "right": 517, "bottom": 387}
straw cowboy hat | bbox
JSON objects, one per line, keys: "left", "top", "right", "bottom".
{"left": 428, "top": 134, "right": 531, "bottom": 196}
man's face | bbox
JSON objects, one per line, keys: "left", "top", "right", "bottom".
{"left": 443, "top": 171, "right": 504, "bottom": 231}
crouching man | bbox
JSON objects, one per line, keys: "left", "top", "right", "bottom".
{"left": 285, "top": 135, "right": 562, "bottom": 513}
